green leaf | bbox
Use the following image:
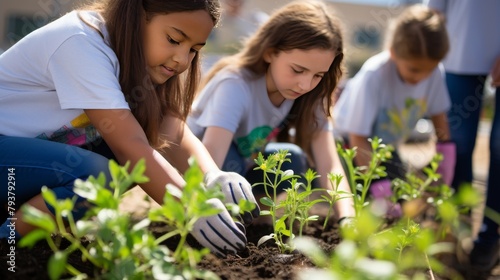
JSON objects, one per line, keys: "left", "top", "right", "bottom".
{"left": 260, "top": 197, "right": 274, "bottom": 207}
{"left": 21, "top": 205, "right": 56, "bottom": 233}
{"left": 293, "top": 237, "right": 329, "bottom": 267}
{"left": 41, "top": 187, "right": 58, "bottom": 209}
{"left": 48, "top": 251, "right": 68, "bottom": 280}
{"left": 18, "top": 229, "right": 49, "bottom": 248}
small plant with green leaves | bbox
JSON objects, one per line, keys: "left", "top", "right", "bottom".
{"left": 321, "top": 172, "right": 353, "bottom": 229}
{"left": 254, "top": 149, "right": 300, "bottom": 253}
{"left": 294, "top": 207, "right": 462, "bottom": 280}
{"left": 279, "top": 169, "right": 327, "bottom": 238}
{"left": 254, "top": 150, "right": 348, "bottom": 253}
{"left": 291, "top": 141, "right": 483, "bottom": 280}
{"left": 337, "top": 136, "right": 394, "bottom": 215}
{"left": 20, "top": 159, "right": 222, "bottom": 280}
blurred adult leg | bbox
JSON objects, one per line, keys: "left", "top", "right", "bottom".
{"left": 476, "top": 87, "right": 500, "bottom": 245}
{"left": 445, "top": 73, "right": 486, "bottom": 188}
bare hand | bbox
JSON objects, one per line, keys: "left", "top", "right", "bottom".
{"left": 491, "top": 56, "right": 500, "bottom": 87}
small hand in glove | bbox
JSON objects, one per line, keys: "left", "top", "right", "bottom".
{"left": 191, "top": 198, "right": 247, "bottom": 257}
{"left": 436, "top": 141, "right": 456, "bottom": 186}
{"left": 204, "top": 170, "right": 260, "bottom": 224}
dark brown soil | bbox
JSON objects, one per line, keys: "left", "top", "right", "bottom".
{"left": 1, "top": 214, "right": 498, "bottom": 280}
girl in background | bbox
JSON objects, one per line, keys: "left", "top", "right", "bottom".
{"left": 332, "top": 4, "right": 454, "bottom": 210}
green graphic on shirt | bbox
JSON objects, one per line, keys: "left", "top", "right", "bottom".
{"left": 236, "top": 126, "right": 273, "bottom": 158}
{"left": 377, "top": 98, "right": 427, "bottom": 144}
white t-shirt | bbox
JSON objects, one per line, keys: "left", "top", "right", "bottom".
{"left": 188, "top": 67, "right": 331, "bottom": 161}
{"left": 333, "top": 51, "right": 450, "bottom": 145}
{"left": 424, "top": 0, "right": 500, "bottom": 74}
{"left": 0, "top": 11, "right": 129, "bottom": 145}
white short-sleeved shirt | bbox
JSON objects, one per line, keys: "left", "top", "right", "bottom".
{"left": 424, "top": 0, "right": 500, "bottom": 74}
{"left": 187, "top": 67, "right": 331, "bottom": 161}
{"left": 0, "top": 11, "right": 129, "bottom": 145}
{"left": 333, "top": 51, "right": 450, "bottom": 145}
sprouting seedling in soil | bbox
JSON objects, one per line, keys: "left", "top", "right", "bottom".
{"left": 337, "top": 136, "right": 394, "bottom": 216}
{"left": 281, "top": 169, "right": 326, "bottom": 238}
{"left": 254, "top": 149, "right": 300, "bottom": 253}
{"left": 321, "top": 172, "right": 353, "bottom": 229}
{"left": 294, "top": 207, "right": 459, "bottom": 280}
{"left": 254, "top": 150, "right": 327, "bottom": 253}
{"left": 148, "top": 157, "right": 225, "bottom": 260}
{"left": 20, "top": 159, "right": 221, "bottom": 280}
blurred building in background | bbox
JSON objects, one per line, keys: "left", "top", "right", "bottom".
{"left": 0, "top": 0, "right": 420, "bottom": 76}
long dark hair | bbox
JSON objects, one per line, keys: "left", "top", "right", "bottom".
{"left": 84, "top": 0, "right": 221, "bottom": 147}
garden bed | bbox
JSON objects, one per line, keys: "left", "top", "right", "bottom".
{"left": 1, "top": 210, "right": 497, "bottom": 280}
{"left": 1, "top": 136, "right": 497, "bottom": 280}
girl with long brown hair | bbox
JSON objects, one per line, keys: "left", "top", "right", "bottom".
{"left": 0, "top": 0, "right": 258, "bottom": 257}
{"left": 188, "top": 0, "right": 355, "bottom": 225}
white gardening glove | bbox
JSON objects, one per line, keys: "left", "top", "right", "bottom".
{"left": 338, "top": 216, "right": 356, "bottom": 228}
{"left": 204, "top": 170, "right": 260, "bottom": 224}
{"left": 191, "top": 198, "right": 247, "bottom": 257}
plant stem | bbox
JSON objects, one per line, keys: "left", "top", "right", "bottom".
{"left": 174, "top": 233, "right": 189, "bottom": 259}
{"left": 424, "top": 253, "right": 436, "bottom": 280}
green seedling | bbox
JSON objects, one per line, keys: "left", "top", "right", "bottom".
{"left": 322, "top": 172, "right": 353, "bottom": 229}
{"left": 254, "top": 150, "right": 340, "bottom": 253}
{"left": 20, "top": 159, "right": 221, "bottom": 280}
{"left": 337, "top": 136, "right": 393, "bottom": 215}
{"left": 254, "top": 149, "right": 299, "bottom": 253}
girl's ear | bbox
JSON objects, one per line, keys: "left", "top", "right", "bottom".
{"left": 263, "top": 48, "right": 275, "bottom": 63}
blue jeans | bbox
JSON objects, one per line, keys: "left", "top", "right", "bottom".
{"left": 0, "top": 136, "right": 112, "bottom": 238}
{"left": 222, "top": 142, "right": 310, "bottom": 193}
{"left": 446, "top": 73, "right": 500, "bottom": 244}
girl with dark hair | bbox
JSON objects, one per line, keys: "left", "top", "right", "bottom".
{"left": 0, "top": 0, "right": 258, "bottom": 257}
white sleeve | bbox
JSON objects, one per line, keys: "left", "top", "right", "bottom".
{"left": 333, "top": 72, "right": 380, "bottom": 137}
{"left": 193, "top": 78, "right": 250, "bottom": 133}
{"left": 48, "top": 35, "right": 129, "bottom": 110}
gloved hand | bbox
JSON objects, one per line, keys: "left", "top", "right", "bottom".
{"left": 369, "top": 179, "right": 392, "bottom": 199}
{"left": 436, "top": 142, "right": 456, "bottom": 186}
{"left": 338, "top": 216, "right": 356, "bottom": 228}
{"left": 204, "top": 170, "right": 260, "bottom": 224}
{"left": 191, "top": 198, "right": 247, "bottom": 257}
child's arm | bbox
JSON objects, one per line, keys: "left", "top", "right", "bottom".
{"left": 430, "top": 112, "right": 451, "bottom": 142}
{"left": 201, "top": 126, "right": 235, "bottom": 168}
{"left": 160, "top": 115, "right": 260, "bottom": 223}
{"left": 158, "top": 114, "right": 220, "bottom": 174}
{"left": 85, "top": 108, "right": 185, "bottom": 204}
{"left": 348, "top": 133, "right": 373, "bottom": 169}
{"left": 491, "top": 56, "right": 500, "bottom": 87}
{"left": 311, "top": 130, "right": 356, "bottom": 221}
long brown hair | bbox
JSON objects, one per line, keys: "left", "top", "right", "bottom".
{"left": 83, "top": 0, "right": 221, "bottom": 147}
{"left": 200, "top": 0, "right": 344, "bottom": 154}
{"left": 387, "top": 4, "right": 448, "bottom": 61}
